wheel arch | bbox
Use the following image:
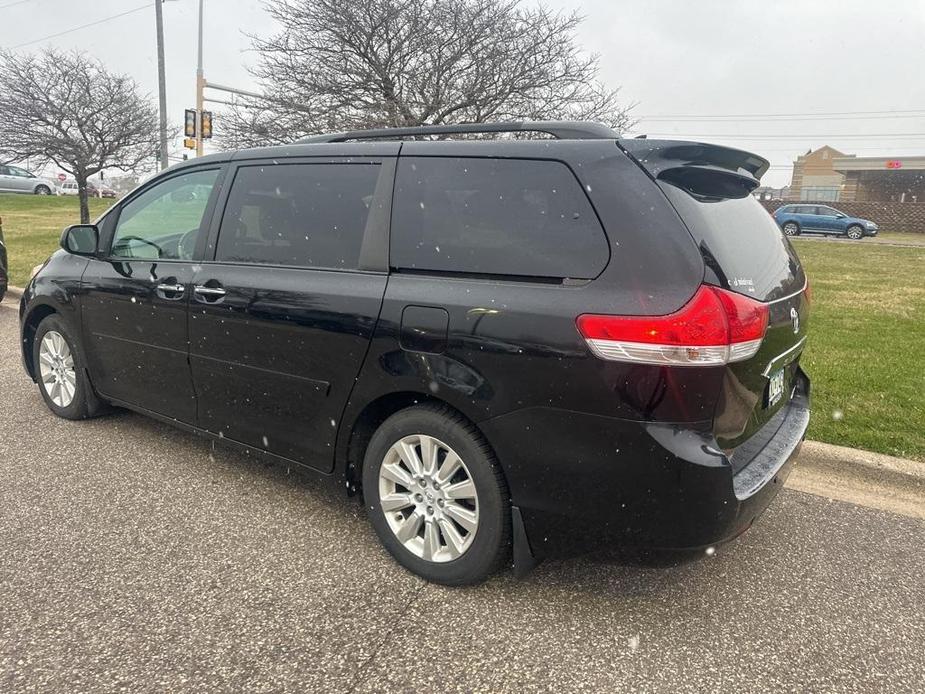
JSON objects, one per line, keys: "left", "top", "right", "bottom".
{"left": 339, "top": 390, "right": 506, "bottom": 497}
{"left": 21, "top": 302, "right": 59, "bottom": 381}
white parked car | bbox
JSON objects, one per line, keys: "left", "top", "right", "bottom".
{"left": 0, "top": 165, "right": 56, "bottom": 195}
{"left": 57, "top": 181, "right": 79, "bottom": 196}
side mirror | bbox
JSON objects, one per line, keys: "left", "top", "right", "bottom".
{"left": 835, "top": 213, "right": 846, "bottom": 219}
{"left": 60, "top": 224, "right": 99, "bottom": 256}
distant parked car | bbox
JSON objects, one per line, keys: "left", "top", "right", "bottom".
{"left": 0, "top": 165, "right": 55, "bottom": 195}
{"left": 57, "top": 180, "right": 117, "bottom": 198}
{"left": 0, "top": 216, "right": 7, "bottom": 302}
{"left": 773, "top": 204, "right": 878, "bottom": 240}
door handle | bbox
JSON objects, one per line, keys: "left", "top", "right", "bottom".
{"left": 156, "top": 282, "right": 186, "bottom": 293}
{"left": 193, "top": 284, "right": 226, "bottom": 303}
{"left": 155, "top": 279, "right": 186, "bottom": 300}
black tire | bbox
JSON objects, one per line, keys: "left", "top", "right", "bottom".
{"left": 34, "top": 185, "right": 51, "bottom": 195}
{"left": 32, "top": 314, "right": 105, "bottom": 420}
{"left": 846, "top": 225, "right": 864, "bottom": 240}
{"left": 782, "top": 221, "right": 800, "bottom": 236}
{"left": 362, "top": 404, "right": 511, "bottom": 586}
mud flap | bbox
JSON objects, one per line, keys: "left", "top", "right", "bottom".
{"left": 512, "top": 505, "right": 542, "bottom": 578}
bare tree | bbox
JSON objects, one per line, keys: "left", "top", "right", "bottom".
{"left": 0, "top": 49, "right": 159, "bottom": 223}
{"left": 222, "top": 0, "right": 635, "bottom": 147}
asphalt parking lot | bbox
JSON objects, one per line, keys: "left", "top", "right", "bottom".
{"left": 1, "top": 300, "right": 923, "bottom": 693}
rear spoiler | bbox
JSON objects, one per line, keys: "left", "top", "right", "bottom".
{"left": 618, "top": 139, "right": 769, "bottom": 198}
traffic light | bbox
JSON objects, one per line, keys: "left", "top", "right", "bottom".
{"left": 201, "top": 111, "right": 213, "bottom": 139}
{"left": 184, "top": 109, "right": 197, "bottom": 137}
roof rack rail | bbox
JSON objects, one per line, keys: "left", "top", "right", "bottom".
{"left": 298, "top": 121, "right": 617, "bottom": 143}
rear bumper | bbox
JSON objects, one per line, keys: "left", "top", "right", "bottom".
{"left": 481, "top": 370, "right": 810, "bottom": 560}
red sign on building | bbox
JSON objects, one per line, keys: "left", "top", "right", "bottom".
{"left": 885, "top": 160, "right": 903, "bottom": 169}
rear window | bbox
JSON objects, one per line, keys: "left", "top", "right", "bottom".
{"left": 216, "top": 163, "right": 380, "bottom": 270}
{"left": 660, "top": 182, "right": 805, "bottom": 301}
{"left": 391, "top": 157, "right": 608, "bottom": 279}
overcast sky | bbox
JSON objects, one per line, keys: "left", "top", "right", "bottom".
{"left": 2, "top": 0, "right": 923, "bottom": 186}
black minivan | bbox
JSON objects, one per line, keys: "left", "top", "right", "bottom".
{"left": 20, "top": 122, "right": 810, "bottom": 585}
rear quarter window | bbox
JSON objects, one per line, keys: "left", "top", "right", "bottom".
{"left": 390, "top": 157, "right": 609, "bottom": 279}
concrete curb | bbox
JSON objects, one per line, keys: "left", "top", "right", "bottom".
{"left": 796, "top": 440, "right": 925, "bottom": 486}
{"left": 789, "top": 440, "right": 925, "bottom": 520}
{"left": 4, "top": 284, "right": 25, "bottom": 300}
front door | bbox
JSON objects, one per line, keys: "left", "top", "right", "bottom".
{"left": 80, "top": 166, "right": 224, "bottom": 422}
{"left": 188, "top": 156, "right": 394, "bottom": 470}
{"left": 813, "top": 206, "right": 841, "bottom": 233}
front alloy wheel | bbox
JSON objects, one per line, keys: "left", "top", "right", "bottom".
{"left": 378, "top": 434, "right": 479, "bottom": 562}
{"left": 846, "top": 225, "right": 864, "bottom": 240}
{"left": 32, "top": 314, "right": 105, "bottom": 420}
{"left": 39, "top": 331, "right": 77, "bottom": 408}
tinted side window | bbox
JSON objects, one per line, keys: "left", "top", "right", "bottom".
{"left": 391, "top": 157, "right": 608, "bottom": 279}
{"left": 215, "top": 163, "right": 381, "bottom": 270}
{"left": 112, "top": 168, "right": 219, "bottom": 260}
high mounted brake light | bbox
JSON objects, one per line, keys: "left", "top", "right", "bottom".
{"left": 576, "top": 285, "right": 769, "bottom": 366}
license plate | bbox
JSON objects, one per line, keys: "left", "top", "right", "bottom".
{"left": 767, "top": 368, "right": 785, "bottom": 408}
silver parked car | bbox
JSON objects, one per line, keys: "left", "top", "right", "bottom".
{"left": 0, "top": 165, "right": 55, "bottom": 195}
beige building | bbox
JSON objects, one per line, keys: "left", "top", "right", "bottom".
{"left": 789, "top": 146, "right": 925, "bottom": 202}
{"left": 788, "top": 146, "right": 852, "bottom": 201}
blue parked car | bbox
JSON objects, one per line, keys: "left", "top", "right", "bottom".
{"left": 773, "top": 204, "right": 878, "bottom": 240}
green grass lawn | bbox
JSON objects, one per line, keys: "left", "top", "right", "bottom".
{"left": 1, "top": 195, "right": 923, "bottom": 460}
{"left": 792, "top": 238, "right": 925, "bottom": 460}
{"left": 0, "top": 194, "right": 115, "bottom": 286}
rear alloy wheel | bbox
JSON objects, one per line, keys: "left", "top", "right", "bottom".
{"left": 782, "top": 222, "right": 800, "bottom": 236}
{"left": 379, "top": 434, "right": 479, "bottom": 562}
{"left": 34, "top": 185, "right": 51, "bottom": 195}
{"left": 363, "top": 405, "right": 510, "bottom": 585}
{"left": 846, "top": 225, "right": 864, "bottom": 240}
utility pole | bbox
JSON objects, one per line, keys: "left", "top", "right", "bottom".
{"left": 155, "top": 0, "right": 169, "bottom": 170}
{"left": 195, "top": 0, "right": 205, "bottom": 157}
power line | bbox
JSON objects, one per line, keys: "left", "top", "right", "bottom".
{"left": 0, "top": 0, "right": 31, "bottom": 10}
{"left": 637, "top": 108, "right": 925, "bottom": 120}
{"left": 640, "top": 133, "right": 925, "bottom": 140}
{"left": 10, "top": 3, "right": 154, "bottom": 49}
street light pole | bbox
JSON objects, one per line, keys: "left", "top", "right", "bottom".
{"left": 195, "top": 0, "right": 205, "bottom": 157}
{"left": 155, "top": 0, "right": 169, "bottom": 170}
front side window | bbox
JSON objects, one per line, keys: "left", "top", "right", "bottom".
{"left": 111, "top": 169, "right": 219, "bottom": 260}
{"left": 391, "top": 157, "right": 608, "bottom": 279}
{"left": 7, "top": 166, "right": 32, "bottom": 178}
{"left": 215, "top": 163, "right": 382, "bottom": 270}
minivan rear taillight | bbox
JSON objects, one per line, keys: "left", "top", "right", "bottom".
{"left": 576, "top": 285, "right": 769, "bottom": 366}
